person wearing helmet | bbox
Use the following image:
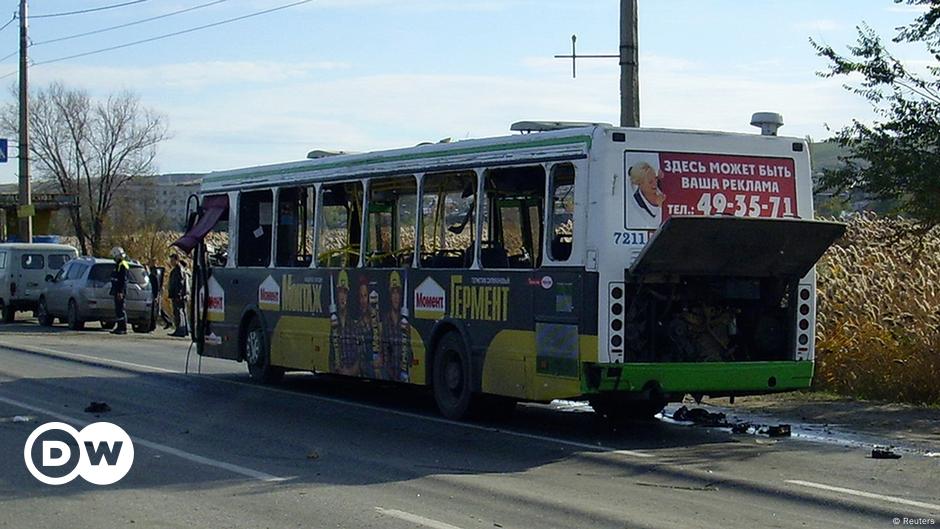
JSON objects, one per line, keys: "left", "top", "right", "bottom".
{"left": 108, "top": 247, "right": 131, "bottom": 335}
{"left": 329, "top": 270, "right": 358, "bottom": 376}
{"left": 382, "top": 271, "right": 412, "bottom": 381}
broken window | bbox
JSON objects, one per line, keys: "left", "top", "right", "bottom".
{"left": 317, "top": 182, "right": 364, "bottom": 267}
{"left": 420, "top": 171, "right": 477, "bottom": 268}
{"left": 275, "top": 186, "right": 315, "bottom": 268}
{"left": 549, "top": 163, "right": 576, "bottom": 262}
{"left": 480, "top": 165, "right": 545, "bottom": 269}
{"left": 366, "top": 176, "right": 417, "bottom": 268}
{"left": 237, "top": 190, "right": 274, "bottom": 267}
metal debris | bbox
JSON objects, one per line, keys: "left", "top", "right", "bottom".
{"left": 84, "top": 401, "right": 111, "bottom": 413}
{"left": 871, "top": 447, "right": 902, "bottom": 459}
{"left": 671, "top": 406, "right": 729, "bottom": 427}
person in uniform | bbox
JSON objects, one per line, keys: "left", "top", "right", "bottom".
{"left": 382, "top": 271, "right": 413, "bottom": 382}
{"left": 353, "top": 276, "right": 381, "bottom": 378}
{"left": 330, "top": 270, "right": 359, "bottom": 376}
{"left": 109, "top": 247, "right": 130, "bottom": 335}
{"left": 167, "top": 254, "right": 190, "bottom": 337}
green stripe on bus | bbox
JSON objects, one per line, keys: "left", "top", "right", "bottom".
{"left": 582, "top": 361, "right": 814, "bottom": 394}
{"left": 204, "top": 134, "right": 593, "bottom": 185}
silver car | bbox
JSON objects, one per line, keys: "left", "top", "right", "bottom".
{"left": 37, "top": 257, "right": 154, "bottom": 332}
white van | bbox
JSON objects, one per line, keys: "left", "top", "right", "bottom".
{"left": 0, "top": 243, "right": 79, "bottom": 322}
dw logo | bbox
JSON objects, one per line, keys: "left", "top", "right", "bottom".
{"left": 23, "top": 422, "right": 135, "bottom": 485}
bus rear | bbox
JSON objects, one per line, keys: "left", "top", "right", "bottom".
{"left": 582, "top": 125, "right": 845, "bottom": 417}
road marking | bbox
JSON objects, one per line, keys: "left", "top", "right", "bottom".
{"left": 0, "top": 393, "right": 288, "bottom": 483}
{"left": 375, "top": 507, "right": 466, "bottom": 529}
{"left": 0, "top": 340, "right": 175, "bottom": 374}
{"left": 0, "top": 339, "right": 653, "bottom": 459}
{"left": 786, "top": 480, "right": 940, "bottom": 512}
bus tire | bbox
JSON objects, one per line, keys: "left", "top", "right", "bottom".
{"left": 243, "top": 316, "right": 284, "bottom": 384}
{"left": 432, "top": 332, "right": 475, "bottom": 420}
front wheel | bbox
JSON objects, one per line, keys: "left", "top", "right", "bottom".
{"left": 37, "top": 298, "right": 54, "bottom": 327}
{"left": 432, "top": 332, "right": 476, "bottom": 420}
{"left": 66, "top": 300, "right": 84, "bottom": 331}
{"left": 243, "top": 316, "right": 283, "bottom": 384}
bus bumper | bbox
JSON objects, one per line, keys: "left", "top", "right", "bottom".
{"left": 581, "top": 361, "right": 814, "bottom": 396}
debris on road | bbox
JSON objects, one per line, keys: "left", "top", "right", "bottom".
{"left": 84, "top": 401, "right": 111, "bottom": 413}
{"left": 871, "top": 447, "right": 902, "bottom": 459}
{"left": 0, "top": 415, "right": 33, "bottom": 423}
{"left": 12, "top": 415, "right": 29, "bottom": 423}
{"left": 671, "top": 406, "right": 729, "bottom": 427}
{"left": 764, "top": 425, "right": 792, "bottom": 438}
{"left": 306, "top": 450, "right": 320, "bottom": 460}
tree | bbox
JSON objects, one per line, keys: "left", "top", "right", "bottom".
{"left": 1, "top": 82, "right": 168, "bottom": 255}
{"left": 811, "top": 0, "right": 940, "bottom": 231}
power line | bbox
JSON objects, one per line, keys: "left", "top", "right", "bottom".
{"left": 30, "top": 0, "right": 149, "bottom": 19}
{"left": 0, "top": 13, "right": 15, "bottom": 34}
{"left": 33, "top": 0, "right": 228, "bottom": 47}
{"left": 34, "top": 0, "right": 314, "bottom": 66}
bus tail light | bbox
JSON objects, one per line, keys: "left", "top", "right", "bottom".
{"left": 796, "top": 285, "right": 814, "bottom": 360}
{"left": 609, "top": 283, "right": 625, "bottom": 363}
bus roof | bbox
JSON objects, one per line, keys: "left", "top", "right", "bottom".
{"left": 201, "top": 125, "right": 600, "bottom": 193}
{"left": 0, "top": 243, "right": 78, "bottom": 252}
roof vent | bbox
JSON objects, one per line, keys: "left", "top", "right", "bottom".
{"left": 511, "top": 120, "right": 612, "bottom": 133}
{"left": 750, "top": 112, "right": 784, "bottom": 136}
{"left": 307, "top": 149, "right": 349, "bottom": 159}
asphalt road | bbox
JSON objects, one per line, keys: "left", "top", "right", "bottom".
{"left": 0, "top": 322, "right": 937, "bottom": 529}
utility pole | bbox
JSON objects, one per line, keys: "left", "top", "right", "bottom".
{"left": 620, "top": 0, "right": 639, "bottom": 127}
{"left": 17, "top": 0, "right": 31, "bottom": 243}
{"left": 554, "top": 0, "right": 640, "bottom": 127}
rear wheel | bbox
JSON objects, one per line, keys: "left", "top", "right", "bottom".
{"left": 66, "top": 300, "right": 84, "bottom": 331}
{"left": 36, "top": 298, "right": 53, "bottom": 327}
{"left": 0, "top": 299, "right": 14, "bottom": 323}
{"left": 243, "top": 316, "right": 283, "bottom": 384}
{"left": 432, "top": 332, "right": 476, "bottom": 420}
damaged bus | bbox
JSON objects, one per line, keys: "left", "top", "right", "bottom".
{"left": 175, "top": 116, "right": 845, "bottom": 420}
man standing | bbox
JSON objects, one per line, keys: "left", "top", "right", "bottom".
{"left": 109, "top": 247, "right": 130, "bottom": 335}
{"left": 167, "top": 254, "right": 189, "bottom": 337}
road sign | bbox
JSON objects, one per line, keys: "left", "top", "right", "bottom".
{"left": 17, "top": 204, "right": 35, "bottom": 218}
{"left": 0, "top": 138, "right": 7, "bottom": 163}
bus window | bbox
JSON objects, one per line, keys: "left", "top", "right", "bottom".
{"left": 480, "top": 165, "right": 545, "bottom": 269}
{"left": 275, "top": 186, "right": 314, "bottom": 267}
{"left": 317, "top": 182, "right": 364, "bottom": 267}
{"left": 420, "top": 171, "right": 477, "bottom": 268}
{"left": 366, "top": 176, "right": 417, "bottom": 268}
{"left": 549, "top": 164, "right": 576, "bottom": 262}
{"left": 237, "top": 190, "right": 274, "bottom": 267}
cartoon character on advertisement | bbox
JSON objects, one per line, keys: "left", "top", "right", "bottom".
{"left": 382, "top": 271, "right": 413, "bottom": 382}
{"left": 626, "top": 155, "right": 667, "bottom": 230}
{"left": 329, "top": 270, "right": 359, "bottom": 376}
{"left": 354, "top": 276, "right": 383, "bottom": 378}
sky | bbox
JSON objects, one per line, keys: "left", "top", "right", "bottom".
{"left": 0, "top": 0, "right": 931, "bottom": 184}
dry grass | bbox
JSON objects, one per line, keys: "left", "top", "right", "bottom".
{"left": 815, "top": 213, "right": 940, "bottom": 404}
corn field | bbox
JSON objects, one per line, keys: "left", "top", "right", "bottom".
{"left": 815, "top": 213, "right": 940, "bottom": 404}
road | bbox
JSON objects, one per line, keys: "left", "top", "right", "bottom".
{"left": 0, "top": 322, "right": 937, "bottom": 529}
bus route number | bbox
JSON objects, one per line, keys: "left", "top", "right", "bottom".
{"left": 614, "top": 231, "right": 649, "bottom": 246}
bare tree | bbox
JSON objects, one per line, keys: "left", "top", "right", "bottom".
{"left": 1, "top": 82, "right": 168, "bottom": 255}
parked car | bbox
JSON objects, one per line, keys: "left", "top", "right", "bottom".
{"left": 37, "top": 257, "right": 154, "bottom": 332}
{"left": 0, "top": 243, "right": 78, "bottom": 322}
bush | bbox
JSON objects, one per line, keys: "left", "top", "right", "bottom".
{"left": 815, "top": 213, "right": 940, "bottom": 404}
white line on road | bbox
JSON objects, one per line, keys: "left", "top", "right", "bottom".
{"left": 786, "top": 480, "right": 940, "bottom": 513}
{"left": 0, "top": 340, "right": 175, "bottom": 374}
{"left": 375, "top": 507, "right": 466, "bottom": 529}
{"left": 0, "top": 340, "right": 655, "bottom": 459}
{"left": 0, "top": 393, "right": 288, "bottom": 483}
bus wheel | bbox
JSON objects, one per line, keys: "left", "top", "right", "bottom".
{"left": 432, "top": 332, "right": 475, "bottom": 420}
{"left": 243, "top": 316, "right": 284, "bottom": 384}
